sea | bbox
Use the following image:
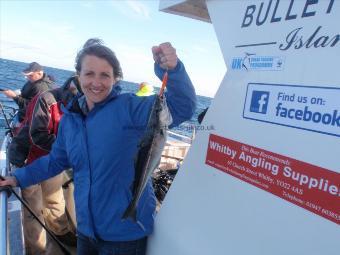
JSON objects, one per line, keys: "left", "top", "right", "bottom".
{"left": 0, "top": 58, "right": 211, "bottom": 137}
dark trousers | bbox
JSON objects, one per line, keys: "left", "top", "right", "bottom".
{"left": 77, "top": 233, "right": 147, "bottom": 255}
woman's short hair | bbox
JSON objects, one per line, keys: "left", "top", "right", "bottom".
{"left": 75, "top": 38, "right": 123, "bottom": 80}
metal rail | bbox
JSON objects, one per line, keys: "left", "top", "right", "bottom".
{"left": 0, "top": 134, "right": 10, "bottom": 255}
{"left": 167, "top": 130, "right": 193, "bottom": 144}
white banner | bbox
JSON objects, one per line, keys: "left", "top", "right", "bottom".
{"left": 149, "top": 1, "right": 340, "bottom": 254}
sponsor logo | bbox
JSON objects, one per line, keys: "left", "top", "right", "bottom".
{"left": 231, "top": 53, "right": 284, "bottom": 71}
{"left": 243, "top": 83, "right": 340, "bottom": 137}
{"left": 250, "top": 91, "right": 270, "bottom": 114}
{"left": 206, "top": 134, "right": 340, "bottom": 225}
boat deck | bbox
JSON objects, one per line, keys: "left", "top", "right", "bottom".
{"left": 8, "top": 188, "right": 25, "bottom": 255}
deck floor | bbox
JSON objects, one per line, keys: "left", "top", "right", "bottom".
{"left": 8, "top": 188, "right": 25, "bottom": 255}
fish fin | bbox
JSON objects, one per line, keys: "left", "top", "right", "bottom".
{"left": 121, "top": 203, "right": 137, "bottom": 222}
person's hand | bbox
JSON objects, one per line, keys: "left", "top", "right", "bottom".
{"left": 152, "top": 42, "right": 178, "bottom": 70}
{"left": 0, "top": 176, "right": 18, "bottom": 187}
{"left": 1, "top": 89, "right": 17, "bottom": 99}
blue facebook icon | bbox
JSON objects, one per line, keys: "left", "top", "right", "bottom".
{"left": 250, "top": 91, "right": 270, "bottom": 114}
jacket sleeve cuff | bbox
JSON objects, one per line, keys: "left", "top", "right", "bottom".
{"left": 12, "top": 168, "right": 32, "bottom": 189}
{"left": 13, "top": 95, "right": 19, "bottom": 103}
{"left": 154, "top": 60, "right": 183, "bottom": 80}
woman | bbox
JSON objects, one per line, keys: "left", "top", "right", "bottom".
{"left": 0, "top": 38, "right": 196, "bottom": 255}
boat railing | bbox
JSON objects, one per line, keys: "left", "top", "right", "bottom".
{"left": 159, "top": 129, "right": 193, "bottom": 171}
{"left": 167, "top": 129, "right": 194, "bottom": 144}
{"left": 0, "top": 104, "right": 19, "bottom": 255}
{"left": 0, "top": 134, "right": 10, "bottom": 255}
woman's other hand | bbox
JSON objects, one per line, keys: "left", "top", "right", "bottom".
{"left": 0, "top": 176, "right": 18, "bottom": 187}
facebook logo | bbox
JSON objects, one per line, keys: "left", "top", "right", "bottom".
{"left": 250, "top": 91, "right": 270, "bottom": 114}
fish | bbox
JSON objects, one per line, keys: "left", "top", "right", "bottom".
{"left": 122, "top": 72, "right": 172, "bottom": 221}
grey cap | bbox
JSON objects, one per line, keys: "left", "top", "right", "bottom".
{"left": 22, "top": 62, "right": 43, "bottom": 75}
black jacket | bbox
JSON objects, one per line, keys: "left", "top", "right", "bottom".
{"left": 14, "top": 74, "right": 55, "bottom": 121}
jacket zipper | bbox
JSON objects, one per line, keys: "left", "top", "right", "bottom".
{"left": 81, "top": 118, "right": 97, "bottom": 238}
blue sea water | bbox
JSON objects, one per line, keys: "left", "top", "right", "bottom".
{"left": 0, "top": 58, "right": 211, "bottom": 136}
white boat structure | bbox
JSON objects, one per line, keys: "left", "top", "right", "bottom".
{"left": 148, "top": 1, "right": 339, "bottom": 255}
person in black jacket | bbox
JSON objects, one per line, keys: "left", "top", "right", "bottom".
{"left": 8, "top": 76, "right": 79, "bottom": 254}
{"left": 1, "top": 62, "right": 55, "bottom": 121}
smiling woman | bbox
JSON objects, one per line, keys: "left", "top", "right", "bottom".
{"left": 0, "top": 37, "right": 197, "bottom": 255}
{"left": 75, "top": 39, "right": 123, "bottom": 110}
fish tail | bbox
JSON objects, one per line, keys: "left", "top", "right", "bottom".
{"left": 121, "top": 202, "right": 137, "bottom": 221}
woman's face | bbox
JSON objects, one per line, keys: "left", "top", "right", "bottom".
{"left": 79, "top": 55, "right": 116, "bottom": 110}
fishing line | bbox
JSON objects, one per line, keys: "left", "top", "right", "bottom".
{"left": 0, "top": 174, "right": 72, "bottom": 255}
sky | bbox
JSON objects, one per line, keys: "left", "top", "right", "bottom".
{"left": 0, "top": 0, "right": 226, "bottom": 97}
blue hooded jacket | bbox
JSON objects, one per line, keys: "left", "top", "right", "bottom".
{"left": 13, "top": 61, "right": 196, "bottom": 241}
